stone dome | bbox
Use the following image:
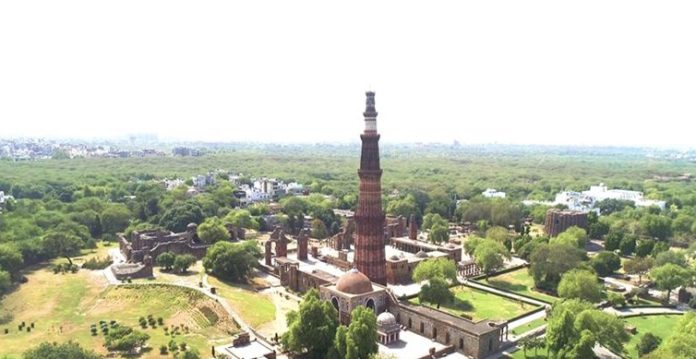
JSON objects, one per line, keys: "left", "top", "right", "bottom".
{"left": 415, "top": 250, "right": 429, "bottom": 258}
{"left": 187, "top": 222, "right": 198, "bottom": 231}
{"left": 377, "top": 311, "right": 397, "bottom": 327}
{"left": 389, "top": 254, "right": 400, "bottom": 261}
{"left": 335, "top": 268, "right": 373, "bottom": 294}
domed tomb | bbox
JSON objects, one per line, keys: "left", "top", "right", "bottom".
{"left": 336, "top": 268, "right": 374, "bottom": 295}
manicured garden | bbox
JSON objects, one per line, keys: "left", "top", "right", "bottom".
{"left": 477, "top": 268, "right": 558, "bottom": 303}
{"left": 207, "top": 276, "right": 276, "bottom": 328}
{"left": 411, "top": 285, "right": 540, "bottom": 322}
{"left": 623, "top": 314, "right": 681, "bottom": 359}
{"left": 0, "top": 268, "right": 237, "bottom": 358}
{"left": 511, "top": 316, "right": 547, "bottom": 336}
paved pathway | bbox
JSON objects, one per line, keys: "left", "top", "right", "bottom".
{"left": 605, "top": 306, "right": 685, "bottom": 317}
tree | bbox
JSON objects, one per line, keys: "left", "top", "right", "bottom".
{"left": 386, "top": 194, "right": 419, "bottom": 218}
{"left": 223, "top": 209, "right": 260, "bottom": 230}
{"left": 485, "top": 226, "right": 510, "bottom": 243}
{"left": 596, "top": 198, "right": 634, "bottom": 215}
{"left": 640, "top": 214, "right": 672, "bottom": 241}
{"left": 635, "top": 239, "right": 655, "bottom": 257}
{"left": 661, "top": 312, "right": 696, "bottom": 359}
{"left": 418, "top": 276, "right": 453, "bottom": 309}
{"left": 428, "top": 224, "right": 449, "bottom": 244}
{"left": 567, "top": 330, "right": 596, "bottom": 359}
{"left": 623, "top": 256, "right": 655, "bottom": 284}
{"left": 203, "top": 240, "right": 261, "bottom": 282}
{"left": 422, "top": 213, "right": 447, "bottom": 231}
{"left": 412, "top": 258, "right": 457, "bottom": 283}
{"left": 557, "top": 269, "right": 603, "bottom": 303}
{"left": 105, "top": 325, "right": 150, "bottom": 353}
{"left": 604, "top": 231, "right": 623, "bottom": 251}
{"left": 159, "top": 201, "right": 204, "bottom": 233}
{"left": 590, "top": 251, "right": 621, "bottom": 277}
{"left": 0, "top": 244, "right": 24, "bottom": 280}
{"left": 546, "top": 299, "right": 628, "bottom": 357}
{"left": 156, "top": 252, "right": 176, "bottom": 271}
{"left": 637, "top": 332, "right": 661, "bottom": 356}
{"left": 650, "top": 263, "right": 691, "bottom": 300}
{"left": 473, "top": 240, "right": 510, "bottom": 278}
{"left": 22, "top": 341, "right": 101, "bottom": 359}
{"left": 529, "top": 243, "right": 584, "bottom": 291}
{"left": 197, "top": 216, "right": 228, "bottom": 244}
{"left": 655, "top": 250, "right": 687, "bottom": 268}
{"left": 345, "top": 306, "right": 379, "bottom": 359}
{"left": 42, "top": 231, "right": 82, "bottom": 265}
{"left": 619, "top": 234, "right": 637, "bottom": 256}
{"left": 173, "top": 254, "right": 196, "bottom": 274}
{"left": 551, "top": 226, "right": 588, "bottom": 248}
{"left": 0, "top": 269, "right": 11, "bottom": 294}
{"left": 282, "top": 289, "right": 339, "bottom": 359}
{"left": 463, "top": 235, "right": 484, "bottom": 256}
{"left": 311, "top": 219, "right": 329, "bottom": 239}
{"left": 101, "top": 204, "right": 131, "bottom": 234}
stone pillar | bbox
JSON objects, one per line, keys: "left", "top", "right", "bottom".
{"left": 276, "top": 232, "right": 288, "bottom": 258}
{"left": 264, "top": 241, "right": 272, "bottom": 266}
{"left": 409, "top": 214, "right": 418, "bottom": 240}
{"left": 297, "top": 229, "right": 308, "bottom": 261}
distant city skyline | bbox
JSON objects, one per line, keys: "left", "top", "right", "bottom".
{"left": 1, "top": 1, "right": 695, "bottom": 148}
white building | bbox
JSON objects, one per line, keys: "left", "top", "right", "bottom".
{"left": 163, "top": 178, "right": 185, "bottom": 191}
{"left": 582, "top": 183, "right": 665, "bottom": 209}
{"left": 482, "top": 188, "right": 506, "bottom": 198}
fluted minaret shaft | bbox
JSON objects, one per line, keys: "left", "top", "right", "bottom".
{"left": 354, "top": 91, "right": 386, "bottom": 285}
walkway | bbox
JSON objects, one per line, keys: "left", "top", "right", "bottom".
{"left": 461, "top": 279, "right": 550, "bottom": 308}
{"left": 605, "top": 306, "right": 685, "bottom": 317}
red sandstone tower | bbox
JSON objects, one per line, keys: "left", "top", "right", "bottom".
{"left": 354, "top": 91, "right": 387, "bottom": 285}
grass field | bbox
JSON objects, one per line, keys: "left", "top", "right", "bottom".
{"left": 207, "top": 276, "right": 276, "bottom": 328}
{"left": 0, "top": 267, "right": 238, "bottom": 358}
{"left": 511, "top": 317, "right": 547, "bottom": 336}
{"left": 624, "top": 314, "right": 681, "bottom": 359}
{"left": 410, "top": 285, "right": 540, "bottom": 322}
{"left": 478, "top": 269, "right": 558, "bottom": 303}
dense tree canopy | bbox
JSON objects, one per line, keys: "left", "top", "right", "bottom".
{"left": 197, "top": 216, "right": 228, "bottom": 244}
{"left": 202, "top": 240, "right": 261, "bottom": 282}
{"left": 557, "top": 269, "right": 603, "bottom": 303}
{"left": 22, "top": 341, "right": 101, "bottom": 359}
{"left": 282, "top": 289, "right": 339, "bottom": 359}
{"left": 529, "top": 243, "right": 584, "bottom": 291}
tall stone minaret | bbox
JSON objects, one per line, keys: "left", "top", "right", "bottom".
{"left": 353, "top": 91, "right": 387, "bottom": 285}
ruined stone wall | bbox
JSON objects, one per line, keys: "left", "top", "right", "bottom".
{"left": 544, "top": 209, "right": 588, "bottom": 237}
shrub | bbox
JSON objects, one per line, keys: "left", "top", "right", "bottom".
{"left": 160, "top": 345, "right": 168, "bottom": 354}
{"left": 637, "top": 332, "right": 661, "bottom": 356}
{"left": 82, "top": 256, "right": 112, "bottom": 270}
{"left": 689, "top": 296, "right": 696, "bottom": 309}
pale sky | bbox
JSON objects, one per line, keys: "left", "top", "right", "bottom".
{"left": 1, "top": 1, "right": 695, "bottom": 147}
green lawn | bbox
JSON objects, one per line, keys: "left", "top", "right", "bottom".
{"left": 411, "top": 285, "right": 540, "bottom": 322}
{"left": 478, "top": 269, "right": 558, "bottom": 303}
{"left": 207, "top": 276, "right": 276, "bottom": 328}
{"left": 0, "top": 268, "right": 238, "bottom": 358}
{"left": 624, "top": 314, "right": 681, "bottom": 359}
{"left": 511, "top": 317, "right": 547, "bottom": 336}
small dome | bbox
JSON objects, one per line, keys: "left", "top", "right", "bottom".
{"left": 415, "top": 250, "right": 428, "bottom": 258}
{"left": 336, "top": 268, "right": 373, "bottom": 294}
{"left": 389, "top": 254, "right": 400, "bottom": 261}
{"left": 377, "top": 311, "right": 397, "bottom": 327}
{"left": 187, "top": 223, "right": 198, "bottom": 230}
{"left": 446, "top": 243, "right": 456, "bottom": 249}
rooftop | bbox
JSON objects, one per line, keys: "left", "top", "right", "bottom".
{"left": 378, "top": 329, "right": 470, "bottom": 359}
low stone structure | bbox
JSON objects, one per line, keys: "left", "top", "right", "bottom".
{"left": 544, "top": 209, "right": 588, "bottom": 237}
{"left": 111, "top": 255, "right": 154, "bottom": 280}
{"left": 213, "top": 331, "right": 276, "bottom": 359}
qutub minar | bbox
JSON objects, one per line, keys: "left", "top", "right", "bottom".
{"left": 353, "top": 91, "right": 387, "bottom": 285}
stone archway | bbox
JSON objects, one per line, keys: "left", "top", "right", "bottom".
{"left": 365, "top": 298, "right": 375, "bottom": 311}
{"left": 331, "top": 297, "right": 340, "bottom": 311}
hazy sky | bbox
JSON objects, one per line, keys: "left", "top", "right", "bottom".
{"left": 1, "top": 1, "right": 695, "bottom": 146}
